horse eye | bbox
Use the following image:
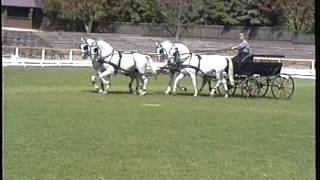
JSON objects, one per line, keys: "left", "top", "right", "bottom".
{"left": 83, "top": 45, "right": 88, "bottom": 50}
{"left": 94, "top": 48, "right": 98, "bottom": 53}
{"left": 159, "top": 49, "right": 163, "bottom": 54}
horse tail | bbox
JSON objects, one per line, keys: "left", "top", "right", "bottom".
{"left": 145, "top": 55, "right": 157, "bottom": 74}
{"left": 226, "top": 57, "right": 235, "bottom": 86}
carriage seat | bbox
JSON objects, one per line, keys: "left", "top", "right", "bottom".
{"left": 237, "top": 54, "right": 254, "bottom": 75}
{"left": 240, "top": 54, "right": 254, "bottom": 63}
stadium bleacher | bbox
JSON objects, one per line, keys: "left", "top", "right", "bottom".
{"left": 1, "top": 29, "right": 315, "bottom": 59}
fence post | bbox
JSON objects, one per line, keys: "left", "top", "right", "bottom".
{"left": 69, "top": 50, "right": 73, "bottom": 61}
{"left": 42, "top": 49, "right": 46, "bottom": 60}
{"left": 311, "top": 60, "right": 315, "bottom": 74}
{"left": 15, "top": 47, "right": 19, "bottom": 58}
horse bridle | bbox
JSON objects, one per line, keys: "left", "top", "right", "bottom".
{"left": 159, "top": 43, "right": 192, "bottom": 66}
{"left": 92, "top": 45, "right": 115, "bottom": 62}
{"left": 80, "top": 40, "right": 92, "bottom": 56}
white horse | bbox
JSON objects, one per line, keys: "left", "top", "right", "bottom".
{"left": 156, "top": 40, "right": 234, "bottom": 97}
{"left": 155, "top": 40, "right": 216, "bottom": 95}
{"left": 79, "top": 38, "right": 137, "bottom": 93}
{"left": 90, "top": 40, "right": 157, "bottom": 95}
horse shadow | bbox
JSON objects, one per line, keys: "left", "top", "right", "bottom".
{"left": 82, "top": 89, "right": 275, "bottom": 99}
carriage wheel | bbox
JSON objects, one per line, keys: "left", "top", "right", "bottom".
{"left": 241, "top": 77, "right": 260, "bottom": 98}
{"left": 217, "top": 78, "right": 237, "bottom": 96}
{"left": 256, "top": 76, "right": 269, "bottom": 97}
{"left": 271, "top": 74, "right": 295, "bottom": 99}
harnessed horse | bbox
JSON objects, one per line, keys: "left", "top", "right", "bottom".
{"left": 156, "top": 40, "right": 235, "bottom": 97}
{"left": 79, "top": 38, "right": 137, "bottom": 93}
{"left": 155, "top": 41, "right": 213, "bottom": 94}
{"left": 90, "top": 40, "right": 157, "bottom": 95}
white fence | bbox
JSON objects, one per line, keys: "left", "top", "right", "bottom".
{"left": 2, "top": 46, "right": 315, "bottom": 79}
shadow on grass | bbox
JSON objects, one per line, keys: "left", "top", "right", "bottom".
{"left": 82, "top": 89, "right": 135, "bottom": 95}
{"left": 82, "top": 89, "right": 279, "bottom": 99}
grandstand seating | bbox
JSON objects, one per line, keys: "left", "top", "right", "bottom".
{"left": 1, "top": 29, "right": 315, "bottom": 59}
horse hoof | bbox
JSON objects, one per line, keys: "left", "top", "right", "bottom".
{"left": 139, "top": 91, "right": 146, "bottom": 96}
{"left": 224, "top": 95, "right": 229, "bottom": 98}
{"left": 98, "top": 89, "right": 103, "bottom": 93}
{"left": 193, "top": 94, "right": 198, "bottom": 97}
{"left": 94, "top": 85, "right": 99, "bottom": 90}
{"left": 102, "top": 91, "right": 108, "bottom": 94}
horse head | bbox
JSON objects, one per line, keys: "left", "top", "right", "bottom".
{"left": 80, "top": 38, "right": 95, "bottom": 60}
{"left": 90, "top": 41, "right": 101, "bottom": 61}
{"left": 155, "top": 41, "right": 174, "bottom": 63}
{"left": 90, "top": 40, "right": 115, "bottom": 62}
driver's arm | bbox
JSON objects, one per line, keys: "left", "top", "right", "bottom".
{"left": 230, "top": 46, "right": 239, "bottom": 50}
{"left": 231, "top": 41, "right": 245, "bottom": 50}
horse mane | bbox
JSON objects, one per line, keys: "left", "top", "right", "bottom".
{"left": 96, "top": 39, "right": 114, "bottom": 57}
{"left": 96, "top": 40, "right": 113, "bottom": 50}
{"left": 86, "top": 38, "right": 95, "bottom": 45}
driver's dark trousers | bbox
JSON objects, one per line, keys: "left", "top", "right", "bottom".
{"left": 232, "top": 52, "right": 250, "bottom": 73}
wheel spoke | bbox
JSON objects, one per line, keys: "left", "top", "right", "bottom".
{"left": 275, "top": 88, "right": 281, "bottom": 98}
{"left": 282, "top": 88, "right": 290, "bottom": 98}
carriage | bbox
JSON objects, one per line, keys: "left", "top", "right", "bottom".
{"left": 217, "top": 54, "right": 295, "bottom": 99}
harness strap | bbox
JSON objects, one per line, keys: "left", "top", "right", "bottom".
{"left": 115, "top": 51, "right": 122, "bottom": 74}
{"left": 197, "top": 55, "right": 201, "bottom": 72}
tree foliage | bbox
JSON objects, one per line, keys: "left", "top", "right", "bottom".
{"left": 43, "top": 0, "right": 315, "bottom": 34}
{"left": 156, "top": 0, "right": 203, "bottom": 40}
{"left": 275, "top": 0, "right": 314, "bottom": 32}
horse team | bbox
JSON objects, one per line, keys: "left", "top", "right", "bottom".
{"left": 80, "top": 38, "right": 235, "bottom": 97}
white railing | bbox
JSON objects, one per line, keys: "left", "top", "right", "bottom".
{"left": 2, "top": 46, "right": 315, "bottom": 79}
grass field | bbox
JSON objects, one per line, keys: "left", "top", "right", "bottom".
{"left": 4, "top": 67, "right": 315, "bottom": 180}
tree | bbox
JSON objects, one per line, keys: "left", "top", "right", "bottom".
{"left": 157, "top": 0, "right": 202, "bottom": 40}
{"left": 199, "top": 0, "right": 239, "bottom": 26}
{"left": 256, "top": 0, "right": 284, "bottom": 27}
{"left": 123, "top": 0, "right": 162, "bottom": 23}
{"left": 276, "top": 0, "right": 314, "bottom": 32}
{"left": 44, "top": 0, "right": 110, "bottom": 33}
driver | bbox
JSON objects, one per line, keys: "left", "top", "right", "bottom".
{"left": 231, "top": 32, "right": 252, "bottom": 64}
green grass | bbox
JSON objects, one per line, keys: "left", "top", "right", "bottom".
{"left": 4, "top": 67, "right": 315, "bottom": 180}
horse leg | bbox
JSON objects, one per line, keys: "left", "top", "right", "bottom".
{"left": 207, "top": 78, "right": 213, "bottom": 92}
{"left": 99, "top": 70, "right": 112, "bottom": 94}
{"left": 128, "top": 74, "right": 134, "bottom": 93}
{"left": 135, "top": 75, "right": 140, "bottom": 95}
{"left": 210, "top": 73, "right": 221, "bottom": 97}
{"left": 135, "top": 74, "right": 143, "bottom": 95}
{"left": 96, "top": 71, "right": 103, "bottom": 93}
{"left": 176, "top": 75, "right": 187, "bottom": 92}
{"left": 199, "top": 76, "right": 207, "bottom": 92}
{"left": 99, "top": 79, "right": 105, "bottom": 93}
{"left": 190, "top": 73, "right": 198, "bottom": 97}
{"left": 139, "top": 74, "right": 148, "bottom": 96}
{"left": 165, "top": 72, "right": 174, "bottom": 95}
{"left": 99, "top": 75, "right": 111, "bottom": 94}
{"left": 172, "top": 73, "right": 185, "bottom": 95}
{"left": 221, "top": 74, "right": 229, "bottom": 98}
{"left": 91, "top": 71, "right": 100, "bottom": 90}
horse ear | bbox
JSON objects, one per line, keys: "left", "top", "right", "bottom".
{"left": 155, "top": 41, "right": 159, "bottom": 46}
{"left": 80, "top": 38, "right": 84, "bottom": 42}
{"left": 91, "top": 42, "right": 96, "bottom": 46}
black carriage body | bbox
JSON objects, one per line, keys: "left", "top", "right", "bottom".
{"left": 222, "top": 54, "right": 295, "bottom": 99}
{"left": 237, "top": 61, "right": 282, "bottom": 76}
